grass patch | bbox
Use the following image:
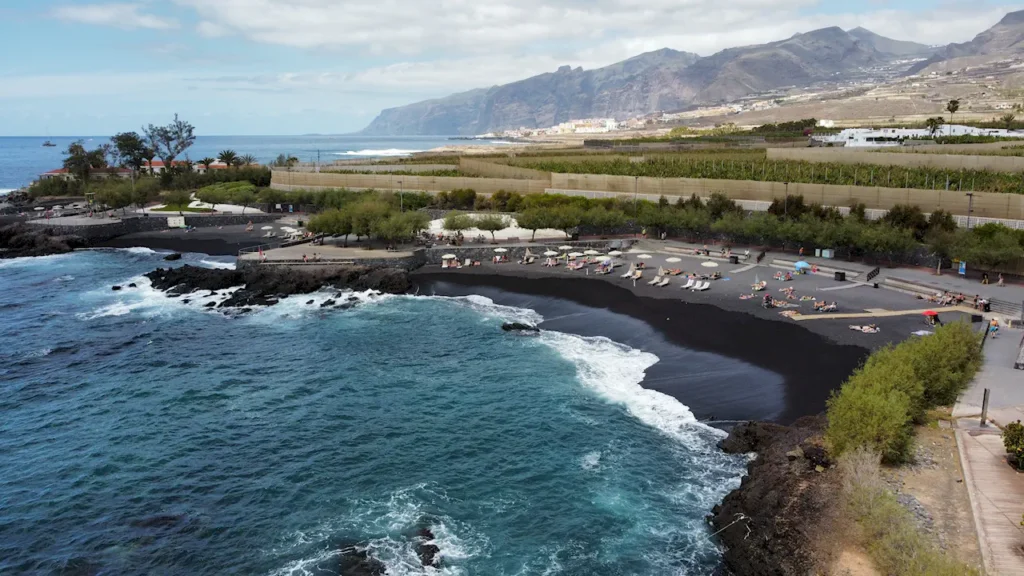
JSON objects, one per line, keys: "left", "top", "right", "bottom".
{"left": 152, "top": 204, "right": 215, "bottom": 213}
{"left": 839, "top": 449, "right": 980, "bottom": 576}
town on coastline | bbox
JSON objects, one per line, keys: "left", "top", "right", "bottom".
{"left": 4, "top": 107, "right": 1024, "bottom": 576}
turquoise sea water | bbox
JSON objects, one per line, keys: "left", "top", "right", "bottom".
{"left": 0, "top": 135, "right": 486, "bottom": 190}
{"left": 0, "top": 250, "right": 747, "bottom": 575}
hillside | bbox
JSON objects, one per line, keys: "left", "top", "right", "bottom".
{"left": 908, "top": 10, "right": 1024, "bottom": 74}
{"left": 362, "top": 27, "right": 936, "bottom": 136}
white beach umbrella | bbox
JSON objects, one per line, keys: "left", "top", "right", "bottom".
{"left": 584, "top": 249, "right": 600, "bottom": 255}
{"left": 666, "top": 257, "right": 682, "bottom": 263}
{"left": 261, "top": 226, "right": 274, "bottom": 230}
{"left": 543, "top": 250, "right": 559, "bottom": 256}
{"left": 559, "top": 245, "right": 573, "bottom": 251}
{"left": 442, "top": 253, "right": 457, "bottom": 259}
{"left": 701, "top": 261, "right": 719, "bottom": 268}
{"left": 494, "top": 248, "right": 508, "bottom": 253}
{"left": 34, "top": 207, "right": 45, "bottom": 211}
{"left": 608, "top": 250, "right": 623, "bottom": 257}
{"left": 568, "top": 252, "right": 584, "bottom": 258}
{"left": 636, "top": 254, "right": 652, "bottom": 260}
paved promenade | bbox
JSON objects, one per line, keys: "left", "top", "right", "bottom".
{"left": 955, "top": 328, "right": 1024, "bottom": 575}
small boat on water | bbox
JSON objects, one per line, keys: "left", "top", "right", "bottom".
{"left": 42, "top": 140, "right": 56, "bottom": 147}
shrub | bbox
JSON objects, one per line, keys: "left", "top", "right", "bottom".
{"left": 1004, "top": 420, "right": 1024, "bottom": 469}
{"left": 826, "top": 373, "right": 915, "bottom": 464}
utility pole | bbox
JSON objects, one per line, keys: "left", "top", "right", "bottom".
{"left": 398, "top": 180, "right": 404, "bottom": 212}
{"left": 633, "top": 176, "right": 638, "bottom": 211}
{"left": 966, "top": 192, "right": 974, "bottom": 229}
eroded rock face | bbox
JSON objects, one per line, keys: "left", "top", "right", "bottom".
{"left": 337, "top": 545, "right": 386, "bottom": 576}
{"left": 143, "top": 265, "right": 412, "bottom": 310}
{"left": 711, "top": 416, "right": 841, "bottom": 576}
{"left": 0, "top": 224, "right": 87, "bottom": 259}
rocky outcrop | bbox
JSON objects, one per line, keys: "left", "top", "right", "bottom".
{"left": 337, "top": 545, "right": 386, "bottom": 576}
{"left": 0, "top": 223, "right": 87, "bottom": 259}
{"left": 501, "top": 322, "right": 540, "bottom": 333}
{"left": 711, "top": 416, "right": 840, "bottom": 576}
{"left": 416, "top": 527, "right": 440, "bottom": 567}
{"left": 144, "top": 265, "right": 411, "bottom": 309}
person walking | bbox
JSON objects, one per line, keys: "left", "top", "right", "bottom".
{"left": 998, "top": 273, "right": 1005, "bottom": 287}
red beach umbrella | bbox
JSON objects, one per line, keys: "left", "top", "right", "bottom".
{"left": 922, "top": 310, "right": 938, "bottom": 317}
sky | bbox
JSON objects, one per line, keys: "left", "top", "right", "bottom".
{"left": 2, "top": 0, "right": 1023, "bottom": 136}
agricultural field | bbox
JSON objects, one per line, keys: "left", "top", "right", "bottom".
{"left": 508, "top": 155, "right": 1024, "bottom": 193}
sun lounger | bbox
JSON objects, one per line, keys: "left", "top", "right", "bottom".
{"left": 657, "top": 278, "right": 670, "bottom": 287}
{"left": 648, "top": 275, "right": 663, "bottom": 285}
{"left": 632, "top": 270, "right": 643, "bottom": 280}
{"left": 693, "top": 281, "right": 710, "bottom": 292}
{"left": 681, "top": 278, "right": 695, "bottom": 289}
{"left": 621, "top": 270, "right": 633, "bottom": 278}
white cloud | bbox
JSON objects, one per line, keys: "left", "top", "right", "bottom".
{"left": 51, "top": 3, "right": 178, "bottom": 30}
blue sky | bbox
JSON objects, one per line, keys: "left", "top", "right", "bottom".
{"left": 1, "top": 0, "right": 1022, "bottom": 136}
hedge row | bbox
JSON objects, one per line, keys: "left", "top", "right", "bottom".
{"left": 826, "top": 322, "right": 982, "bottom": 463}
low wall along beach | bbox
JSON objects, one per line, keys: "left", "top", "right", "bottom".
{"left": 30, "top": 214, "right": 281, "bottom": 242}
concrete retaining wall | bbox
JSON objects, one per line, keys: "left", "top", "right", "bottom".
{"left": 31, "top": 213, "right": 281, "bottom": 241}
{"left": 271, "top": 170, "right": 549, "bottom": 194}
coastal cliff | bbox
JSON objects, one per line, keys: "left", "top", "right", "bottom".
{"left": 711, "top": 417, "right": 841, "bottom": 576}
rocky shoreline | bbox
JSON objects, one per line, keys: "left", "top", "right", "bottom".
{"left": 0, "top": 223, "right": 87, "bottom": 259}
{"left": 711, "top": 417, "right": 841, "bottom": 576}
{"left": 143, "top": 264, "right": 412, "bottom": 310}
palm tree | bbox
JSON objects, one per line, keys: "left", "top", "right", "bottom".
{"left": 218, "top": 149, "right": 238, "bottom": 168}
{"left": 945, "top": 99, "right": 960, "bottom": 136}
{"left": 1002, "top": 113, "right": 1017, "bottom": 131}
{"left": 199, "top": 157, "right": 216, "bottom": 171}
{"left": 925, "top": 116, "right": 943, "bottom": 137}
{"left": 240, "top": 153, "right": 258, "bottom": 166}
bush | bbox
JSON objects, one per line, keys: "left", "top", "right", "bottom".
{"left": 826, "top": 323, "right": 983, "bottom": 463}
{"left": 1004, "top": 421, "right": 1024, "bottom": 469}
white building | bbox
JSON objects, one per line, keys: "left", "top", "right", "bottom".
{"left": 813, "top": 124, "right": 1024, "bottom": 147}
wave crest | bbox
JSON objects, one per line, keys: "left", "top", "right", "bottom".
{"left": 332, "top": 148, "right": 423, "bottom": 157}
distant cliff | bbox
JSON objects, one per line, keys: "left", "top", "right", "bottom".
{"left": 361, "top": 27, "right": 936, "bottom": 136}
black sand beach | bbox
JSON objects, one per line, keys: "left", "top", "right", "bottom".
{"left": 415, "top": 270, "right": 874, "bottom": 424}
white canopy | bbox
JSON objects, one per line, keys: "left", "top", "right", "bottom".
{"left": 583, "top": 249, "right": 600, "bottom": 255}
{"left": 543, "top": 250, "right": 558, "bottom": 256}
{"left": 608, "top": 250, "right": 623, "bottom": 257}
{"left": 666, "top": 257, "right": 682, "bottom": 263}
{"left": 494, "top": 248, "right": 508, "bottom": 253}
{"left": 559, "top": 245, "right": 573, "bottom": 251}
{"left": 442, "top": 254, "right": 457, "bottom": 259}
{"left": 636, "top": 254, "right": 652, "bottom": 259}
{"left": 568, "top": 252, "right": 584, "bottom": 258}
{"left": 701, "top": 261, "right": 719, "bottom": 268}
{"left": 261, "top": 226, "right": 274, "bottom": 230}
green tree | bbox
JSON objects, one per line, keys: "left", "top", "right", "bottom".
{"left": 110, "top": 131, "right": 151, "bottom": 177}
{"left": 229, "top": 186, "right": 257, "bottom": 215}
{"left": 92, "top": 181, "right": 132, "bottom": 215}
{"left": 144, "top": 114, "right": 195, "bottom": 170}
{"left": 271, "top": 153, "right": 299, "bottom": 168}
{"left": 350, "top": 199, "right": 393, "bottom": 240}
{"left": 925, "top": 116, "right": 943, "bottom": 137}
{"left": 62, "top": 140, "right": 109, "bottom": 181}
{"left": 199, "top": 157, "right": 216, "bottom": 171}
{"left": 475, "top": 214, "right": 509, "bottom": 242}
{"left": 1002, "top": 113, "right": 1017, "bottom": 130}
{"left": 583, "top": 207, "right": 626, "bottom": 237}
{"left": 163, "top": 190, "right": 192, "bottom": 215}
{"left": 196, "top": 186, "right": 228, "bottom": 211}
{"left": 515, "top": 208, "right": 552, "bottom": 241}
{"left": 218, "top": 149, "right": 239, "bottom": 168}
{"left": 945, "top": 99, "right": 960, "bottom": 134}
{"left": 239, "top": 154, "right": 258, "bottom": 167}
{"left": 442, "top": 211, "right": 474, "bottom": 235}
{"left": 551, "top": 205, "right": 584, "bottom": 238}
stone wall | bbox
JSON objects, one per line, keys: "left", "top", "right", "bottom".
{"left": 30, "top": 213, "right": 281, "bottom": 241}
{"left": 238, "top": 250, "right": 426, "bottom": 271}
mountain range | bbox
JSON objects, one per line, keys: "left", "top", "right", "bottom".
{"left": 361, "top": 11, "right": 1024, "bottom": 136}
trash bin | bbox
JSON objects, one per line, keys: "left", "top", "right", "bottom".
{"left": 729, "top": 255, "right": 739, "bottom": 264}
{"left": 834, "top": 271, "right": 846, "bottom": 282}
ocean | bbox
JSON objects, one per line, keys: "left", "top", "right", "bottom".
{"left": 0, "top": 249, "right": 753, "bottom": 575}
{"left": 0, "top": 135, "right": 492, "bottom": 192}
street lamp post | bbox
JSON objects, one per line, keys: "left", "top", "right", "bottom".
{"left": 398, "top": 180, "right": 404, "bottom": 212}
{"left": 784, "top": 182, "right": 789, "bottom": 217}
{"left": 633, "top": 176, "right": 638, "bottom": 208}
{"left": 966, "top": 192, "right": 974, "bottom": 229}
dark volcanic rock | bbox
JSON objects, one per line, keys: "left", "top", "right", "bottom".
{"left": 417, "top": 527, "right": 440, "bottom": 567}
{"left": 321, "top": 299, "right": 336, "bottom": 308}
{"left": 144, "top": 264, "right": 412, "bottom": 311}
{"left": 163, "top": 253, "right": 182, "bottom": 261}
{"left": 501, "top": 321, "right": 540, "bottom": 333}
{"left": 111, "top": 285, "right": 122, "bottom": 291}
{"left": 337, "top": 545, "right": 386, "bottom": 576}
{"left": 711, "top": 416, "right": 841, "bottom": 576}
{"left": 0, "top": 223, "right": 87, "bottom": 259}
{"left": 128, "top": 283, "right": 137, "bottom": 288}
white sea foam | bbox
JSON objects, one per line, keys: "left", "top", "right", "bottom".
{"left": 248, "top": 289, "right": 392, "bottom": 323}
{"left": 78, "top": 276, "right": 243, "bottom": 320}
{"left": 538, "top": 331, "right": 726, "bottom": 442}
{"left": 581, "top": 451, "right": 602, "bottom": 471}
{"left": 117, "top": 247, "right": 157, "bottom": 255}
{"left": 0, "top": 253, "right": 73, "bottom": 269}
{"left": 428, "top": 294, "right": 543, "bottom": 325}
{"left": 333, "top": 148, "right": 424, "bottom": 157}
{"left": 265, "top": 547, "right": 342, "bottom": 576}
{"left": 198, "top": 259, "right": 237, "bottom": 270}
